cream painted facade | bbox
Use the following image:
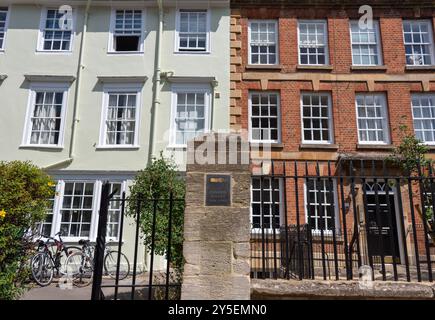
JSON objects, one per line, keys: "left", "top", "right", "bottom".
{"left": 0, "top": 0, "right": 230, "bottom": 269}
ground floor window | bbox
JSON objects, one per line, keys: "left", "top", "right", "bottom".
{"left": 37, "top": 179, "right": 126, "bottom": 241}
{"left": 305, "top": 178, "right": 337, "bottom": 234}
{"left": 251, "top": 177, "right": 283, "bottom": 231}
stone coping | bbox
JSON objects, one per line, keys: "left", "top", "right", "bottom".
{"left": 251, "top": 279, "right": 435, "bottom": 300}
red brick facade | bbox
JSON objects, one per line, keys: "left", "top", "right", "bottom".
{"left": 230, "top": 2, "right": 435, "bottom": 161}
{"left": 235, "top": 1, "right": 435, "bottom": 277}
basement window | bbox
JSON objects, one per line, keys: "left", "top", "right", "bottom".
{"left": 110, "top": 9, "right": 144, "bottom": 53}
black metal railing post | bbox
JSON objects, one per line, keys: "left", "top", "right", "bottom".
{"left": 91, "top": 182, "right": 110, "bottom": 300}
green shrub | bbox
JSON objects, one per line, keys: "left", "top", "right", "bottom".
{"left": 0, "top": 161, "right": 54, "bottom": 300}
{"left": 127, "top": 153, "right": 185, "bottom": 272}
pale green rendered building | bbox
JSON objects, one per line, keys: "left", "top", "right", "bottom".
{"left": 0, "top": 0, "right": 230, "bottom": 269}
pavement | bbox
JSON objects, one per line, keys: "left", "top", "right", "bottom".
{"left": 20, "top": 275, "right": 150, "bottom": 300}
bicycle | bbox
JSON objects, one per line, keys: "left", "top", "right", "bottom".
{"left": 65, "top": 239, "right": 130, "bottom": 287}
{"left": 30, "top": 232, "right": 80, "bottom": 286}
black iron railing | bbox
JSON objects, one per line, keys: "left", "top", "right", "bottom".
{"left": 91, "top": 183, "right": 184, "bottom": 300}
{"left": 250, "top": 159, "right": 435, "bottom": 282}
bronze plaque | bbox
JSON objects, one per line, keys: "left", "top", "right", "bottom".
{"left": 205, "top": 174, "right": 231, "bottom": 206}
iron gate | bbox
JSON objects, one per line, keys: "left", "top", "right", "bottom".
{"left": 91, "top": 183, "right": 183, "bottom": 300}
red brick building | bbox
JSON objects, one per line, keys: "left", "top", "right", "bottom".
{"left": 230, "top": 0, "right": 435, "bottom": 281}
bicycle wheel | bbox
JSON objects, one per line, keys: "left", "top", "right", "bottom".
{"left": 31, "top": 252, "right": 54, "bottom": 286}
{"left": 104, "top": 251, "right": 130, "bottom": 280}
{"left": 58, "top": 246, "right": 81, "bottom": 275}
{"left": 65, "top": 251, "right": 93, "bottom": 287}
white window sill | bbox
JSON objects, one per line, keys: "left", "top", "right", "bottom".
{"left": 174, "top": 50, "right": 211, "bottom": 55}
{"left": 250, "top": 140, "right": 280, "bottom": 144}
{"left": 35, "top": 50, "right": 73, "bottom": 55}
{"left": 19, "top": 144, "right": 64, "bottom": 150}
{"left": 107, "top": 51, "right": 144, "bottom": 55}
{"left": 95, "top": 145, "right": 140, "bottom": 150}
{"left": 301, "top": 141, "right": 333, "bottom": 144}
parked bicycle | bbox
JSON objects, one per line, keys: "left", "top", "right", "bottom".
{"left": 65, "top": 239, "right": 130, "bottom": 287}
{"left": 30, "top": 232, "right": 80, "bottom": 286}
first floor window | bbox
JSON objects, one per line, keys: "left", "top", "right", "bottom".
{"left": 177, "top": 9, "right": 208, "bottom": 52}
{"left": 403, "top": 20, "right": 434, "bottom": 66}
{"left": 249, "top": 20, "right": 278, "bottom": 65}
{"left": 0, "top": 7, "right": 8, "bottom": 50}
{"left": 251, "top": 177, "right": 282, "bottom": 231}
{"left": 350, "top": 20, "right": 382, "bottom": 66}
{"left": 171, "top": 86, "right": 209, "bottom": 146}
{"left": 60, "top": 182, "right": 95, "bottom": 238}
{"left": 102, "top": 90, "right": 140, "bottom": 146}
{"left": 250, "top": 92, "right": 280, "bottom": 142}
{"left": 40, "top": 8, "right": 73, "bottom": 51}
{"left": 306, "top": 178, "right": 336, "bottom": 234}
{"left": 412, "top": 94, "right": 435, "bottom": 144}
{"left": 301, "top": 92, "right": 333, "bottom": 143}
{"left": 355, "top": 93, "right": 390, "bottom": 144}
{"left": 111, "top": 9, "right": 144, "bottom": 52}
{"left": 298, "top": 20, "right": 328, "bottom": 65}
{"left": 24, "top": 87, "right": 67, "bottom": 147}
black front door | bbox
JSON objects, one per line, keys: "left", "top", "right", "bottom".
{"left": 364, "top": 182, "right": 400, "bottom": 262}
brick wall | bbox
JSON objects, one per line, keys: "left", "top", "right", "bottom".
{"left": 230, "top": 6, "right": 435, "bottom": 161}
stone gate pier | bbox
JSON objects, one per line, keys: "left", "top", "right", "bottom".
{"left": 181, "top": 133, "right": 251, "bottom": 300}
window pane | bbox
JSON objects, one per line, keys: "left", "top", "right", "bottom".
{"left": 29, "top": 90, "right": 65, "bottom": 146}
{"left": 105, "top": 93, "right": 138, "bottom": 146}
{"left": 250, "top": 92, "right": 279, "bottom": 142}
{"left": 412, "top": 94, "right": 435, "bottom": 143}
{"left": 251, "top": 178, "right": 282, "bottom": 230}
{"left": 301, "top": 93, "right": 331, "bottom": 143}
{"left": 42, "top": 9, "right": 72, "bottom": 51}
{"left": 174, "top": 91, "right": 208, "bottom": 145}
{"left": 179, "top": 10, "right": 207, "bottom": 51}
{"left": 299, "top": 21, "right": 328, "bottom": 65}
{"left": 356, "top": 94, "right": 389, "bottom": 143}
{"left": 403, "top": 21, "right": 434, "bottom": 66}
{"left": 60, "top": 182, "right": 94, "bottom": 238}
{"left": 249, "top": 20, "right": 278, "bottom": 65}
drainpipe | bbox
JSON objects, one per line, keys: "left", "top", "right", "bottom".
{"left": 44, "top": 0, "right": 92, "bottom": 170}
{"left": 147, "top": 0, "right": 164, "bottom": 164}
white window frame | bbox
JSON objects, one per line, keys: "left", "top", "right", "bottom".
{"left": 56, "top": 180, "right": 99, "bottom": 242}
{"left": 304, "top": 178, "right": 340, "bottom": 236}
{"left": 169, "top": 84, "right": 212, "bottom": 148}
{"left": 349, "top": 20, "right": 383, "bottom": 66}
{"left": 21, "top": 83, "right": 69, "bottom": 149}
{"left": 106, "top": 181, "right": 127, "bottom": 242}
{"left": 37, "top": 7, "right": 76, "bottom": 53}
{"left": 98, "top": 84, "right": 142, "bottom": 149}
{"left": 248, "top": 19, "right": 279, "bottom": 65}
{"left": 174, "top": 9, "right": 211, "bottom": 54}
{"left": 108, "top": 8, "right": 146, "bottom": 54}
{"left": 250, "top": 177, "right": 284, "bottom": 234}
{"left": 249, "top": 91, "right": 281, "bottom": 144}
{"left": 297, "top": 20, "right": 329, "bottom": 65}
{"left": 300, "top": 92, "right": 334, "bottom": 144}
{"left": 0, "top": 6, "right": 10, "bottom": 52}
{"left": 411, "top": 93, "right": 435, "bottom": 145}
{"left": 355, "top": 93, "right": 390, "bottom": 145}
{"left": 46, "top": 179, "right": 127, "bottom": 242}
{"left": 402, "top": 20, "right": 435, "bottom": 66}
{"left": 35, "top": 182, "right": 60, "bottom": 238}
